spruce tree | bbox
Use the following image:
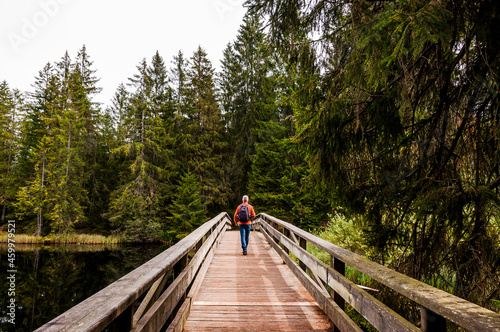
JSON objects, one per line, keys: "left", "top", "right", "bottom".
{"left": 167, "top": 171, "right": 207, "bottom": 241}
{"left": 106, "top": 53, "right": 174, "bottom": 241}
{"left": 108, "top": 83, "right": 129, "bottom": 145}
{"left": 73, "top": 45, "right": 104, "bottom": 231}
{"left": 16, "top": 48, "right": 102, "bottom": 234}
{"left": 44, "top": 51, "right": 91, "bottom": 233}
{"left": 0, "top": 82, "right": 22, "bottom": 223}
{"left": 170, "top": 50, "right": 189, "bottom": 117}
{"left": 16, "top": 63, "right": 57, "bottom": 234}
{"left": 220, "top": 14, "right": 277, "bottom": 200}
{"left": 181, "top": 46, "right": 229, "bottom": 213}
{"left": 249, "top": 0, "right": 500, "bottom": 308}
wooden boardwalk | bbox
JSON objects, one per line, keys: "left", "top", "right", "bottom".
{"left": 184, "top": 230, "right": 334, "bottom": 331}
{"left": 36, "top": 213, "right": 500, "bottom": 332}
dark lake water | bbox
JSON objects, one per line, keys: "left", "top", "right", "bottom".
{"left": 0, "top": 243, "right": 168, "bottom": 332}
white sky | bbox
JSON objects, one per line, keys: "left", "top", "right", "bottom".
{"left": 0, "top": 0, "right": 248, "bottom": 106}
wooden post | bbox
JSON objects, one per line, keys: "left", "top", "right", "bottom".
{"left": 299, "top": 237, "right": 307, "bottom": 272}
{"left": 282, "top": 229, "right": 291, "bottom": 265}
{"left": 271, "top": 221, "right": 280, "bottom": 244}
{"left": 109, "top": 303, "right": 134, "bottom": 332}
{"left": 283, "top": 229, "right": 291, "bottom": 256}
{"left": 421, "top": 307, "right": 447, "bottom": 332}
{"left": 331, "top": 255, "right": 346, "bottom": 332}
{"left": 174, "top": 254, "right": 188, "bottom": 278}
{"left": 195, "top": 238, "right": 203, "bottom": 252}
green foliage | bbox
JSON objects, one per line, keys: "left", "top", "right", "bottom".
{"left": 1, "top": 19, "right": 333, "bottom": 246}
{"left": 220, "top": 14, "right": 279, "bottom": 200}
{"left": 249, "top": 0, "right": 500, "bottom": 310}
{"left": 122, "top": 215, "right": 163, "bottom": 243}
{"left": 0, "top": 81, "right": 22, "bottom": 223}
{"left": 250, "top": 136, "right": 329, "bottom": 229}
{"left": 167, "top": 172, "right": 207, "bottom": 240}
{"left": 15, "top": 48, "right": 99, "bottom": 235}
{"left": 105, "top": 53, "right": 175, "bottom": 241}
{"left": 181, "top": 46, "right": 230, "bottom": 212}
{"left": 314, "top": 212, "right": 371, "bottom": 256}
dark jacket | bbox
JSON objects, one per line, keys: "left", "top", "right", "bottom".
{"left": 234, "top": 202, "right": 256, "bottom": 225}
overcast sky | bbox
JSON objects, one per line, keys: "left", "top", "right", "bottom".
{"left": 0, "top": 0, "right": 248, "bottom": 106}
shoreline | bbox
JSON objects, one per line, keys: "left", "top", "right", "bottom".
{"left": 0, "top": 233, "right": 122, "bottom": 245}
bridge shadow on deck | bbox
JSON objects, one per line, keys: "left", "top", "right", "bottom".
{"left": 184, "top": 231, "right": 333, "bottom": 331}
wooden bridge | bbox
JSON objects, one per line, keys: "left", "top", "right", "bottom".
{"left": 36, "top": 212, "right": 500, "bottom": 332}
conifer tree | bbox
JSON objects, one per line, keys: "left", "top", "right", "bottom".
{"left": 16, "top": 137, "right": 49, "bottom": 236}
{"left": 16, "top": 48, "right": 102, "bottom": 234}
{"left": 108, "top": 83, "right": 129, "bottom": 145}
{"left": 72, "top": 45, "right": 104, "bottom": 231}
{"left": 219, "top": 44, "right": 239, "bottom": 117}
{"left": 43, "top": 51, "right": 91, "bottom": 233}
{"left": 106, "top": 53, "right": 174, "bottom": 241}
{"left": 167, "top": 172, "right": 207, "bottom": 240}
{"left": 0, "top": 82, "right": 22, "bottom": 223}
{"left": 16, "top": 63, "right": 57, "bottom": 234}
{"left": 220, "top": 14, "right": 277, "bottom": 199}
{"left": 249, "top": 0, "right": 500, "bottom": 307}
{"left": 148, "top": 51, "right": 172, "bottom": 117}
{"left": 183, "top": 46, "right": 230, "bottom": 212}
{"left": 170, "top": 50, "right": 189, "bottom": 117}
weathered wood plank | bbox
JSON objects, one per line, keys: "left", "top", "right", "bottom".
{"left": 165, "top": 227, "right": 221, "bottom": 332}
{"left": 165, "top": 298, "right": 190, "bottom": 332}
{"left": 35, "top": 212, "right": 231, "bottom": 332}
{"left": 184, "top": 231, "right": 335, "bottom": 332}
{"left": 262, "top": 221, "right": 418, "bottom": 332}
{"left": 256, "top": 213, "right": 500, "bottom": 332}
{"left": 132, "top": 220, "right": 227, "bottom": 332}
{"left": 133, "top": 268, "right": 172, "bottom": 326}
{"left": 260, "top": 227, "right": 362, "bottom": 332}
{"left": 331, "top": 255, "right": 346, "bottom": 332}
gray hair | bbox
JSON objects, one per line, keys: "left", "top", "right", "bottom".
{"left": 242, "top": 195, "right": 249, "bottom": 202}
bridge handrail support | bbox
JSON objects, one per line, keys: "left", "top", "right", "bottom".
{"left": 254, "top": 213, "right": 500, "bottom": 332}
{"left": 35, "top": 212, "right": 232, "bottom": 332}
{"left": 165, "top": 224, "right": 221, "bottom": 332}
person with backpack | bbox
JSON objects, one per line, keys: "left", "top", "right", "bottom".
{"left": 234, "top": 195, "right": 256, "bottom": 255}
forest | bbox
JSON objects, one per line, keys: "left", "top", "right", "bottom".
{"left": 1, "top": 0, "right": 499, "bottom": 312}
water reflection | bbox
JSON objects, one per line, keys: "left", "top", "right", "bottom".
{"left": 0, "top": 243, "right": 167, "bottom": 332}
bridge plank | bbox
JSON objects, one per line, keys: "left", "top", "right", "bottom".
{"left": 260, "top": 227, "right": 363, "bottom": 332}
{"left": 36, "top": 213, "right": 231, "bottom": 332}
{"left": 261, "top": 221, "right": 418, "bottom": 332}
{"left": 184, "top": 231, "right": 335, "bottom": 331}
{"left": 166, "top": 226, "right": 222, "bottom": 332}
{"left": 257, "top": 213, "right": 500, "bottom": 332}
{"left": 133, "top": 220, "right": 227, "bottom": 331}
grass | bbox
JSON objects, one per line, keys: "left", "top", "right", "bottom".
{"left": 0, "top": 243, "right": 122, "bottom": 252}
{"left": 0, "top": 233, "right": 122, "bottom": 244}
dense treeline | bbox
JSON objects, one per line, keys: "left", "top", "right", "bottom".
{"left": 247, "top": 0, "right": 500, "bottom": 312}
{"left": 0, "top": 15, "right": 327, "bottom": 243}
{"left": 1, "top": 0, "right": 499, "bottom": 312}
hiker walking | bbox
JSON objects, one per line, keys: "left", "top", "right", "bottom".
{"left": 234, "top": 195, "right": 256, "bottom": 255}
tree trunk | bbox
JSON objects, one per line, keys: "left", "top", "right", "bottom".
{"left": 1, "top": 103, "right": 16, "bottom": 222}
{"left": 36, "top": 149, "right": 46, "bottom": 237}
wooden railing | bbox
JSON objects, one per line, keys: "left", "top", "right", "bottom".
{"left": 34, "top": 211, "right": 500, "bottom": 332}
{"left": 35, "top": 212, "right": 232, "bottom": 332}
{"left": 254, "top": 213, "right": 500, "bottom": 332}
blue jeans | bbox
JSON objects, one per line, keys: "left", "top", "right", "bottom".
{"left": 239, "top": 224, "right": 251, "bottom": 251}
